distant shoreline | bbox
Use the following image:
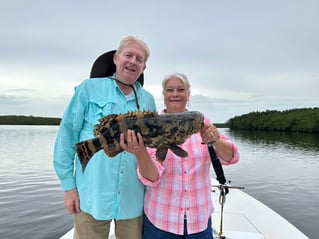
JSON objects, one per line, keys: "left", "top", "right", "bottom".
{"left": 0, "top": 115, "right": 61, "bottom": 125}
{"left": 0, "top": 115, "right": 228, "bottom": 127}
{"left": 227, "top": 107, "right": 318, "bottom": 133}
{"left": 1, "top": 107, "right": 318, "bottom": 133}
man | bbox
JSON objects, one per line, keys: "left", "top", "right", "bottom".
{"left": 54, "top": 35, "right": 156, "bottom": 239}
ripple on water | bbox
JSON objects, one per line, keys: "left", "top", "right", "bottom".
{"left": 0, "top": 169, "right": 73, "bottom": 239}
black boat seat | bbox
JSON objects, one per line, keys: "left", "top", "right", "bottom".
{"left": 89, "top": 50, "right": 144, "bottom": 86}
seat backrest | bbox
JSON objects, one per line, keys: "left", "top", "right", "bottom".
{"left": 89, "top": 50, "right": 144, "bottom": 86}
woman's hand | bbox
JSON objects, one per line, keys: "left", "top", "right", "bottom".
{"left": 200, "top": 123, "right": 220, "bottom": 144}
{"left": 120, "top": 129, "right": 145, "bottom": 154}
{"left": 120, "top": 129, "right": 159, "bottom": 182}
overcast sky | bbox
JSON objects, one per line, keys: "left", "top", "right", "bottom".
{"left": 0, "top": 0, "right": 318, "bottom": 123}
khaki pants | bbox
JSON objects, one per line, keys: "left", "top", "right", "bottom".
{"left": 74, "top": 211, "right": 143, "bottom": 239}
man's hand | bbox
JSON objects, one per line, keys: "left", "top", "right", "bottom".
{"left": 64, "top": 188, "right": 80, "bottom": 214}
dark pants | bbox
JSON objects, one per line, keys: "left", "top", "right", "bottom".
{"left": 143, "top": 214, "right": 212, "bottom": 239}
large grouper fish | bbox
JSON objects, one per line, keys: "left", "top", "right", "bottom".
{"left": 75, "top": 110, "right": 204, "bottom": 172}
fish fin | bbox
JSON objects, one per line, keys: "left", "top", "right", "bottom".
{"left": 75, "top": 138, "right": 102, "bottom": 173}
{"left": 94, "top": 114, "right": 118, "bottom": 136}
{"left": 94, "top": 111, "right": 158, "bottom": 136}
{"left": 103, "top": 146, "right": 123, "bottom": 157}
{"left": 124, "top": 110, "right": 158, "bottom": 119}
{"left": 98, "top": 113, "right": 118, "bottom": 123}
{"left": 169, "top": 145, "right": 188, "bottom": 158}
{"left": 155, "top": 147, "right": 168, "bottom": 162}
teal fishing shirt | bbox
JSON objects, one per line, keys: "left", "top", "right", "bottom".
{"left": 53, "top": 77, "right": 156, "bottom": 220}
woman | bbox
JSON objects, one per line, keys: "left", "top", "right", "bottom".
{"left": 121, "top": 73, "right": 240, "bottom": 238}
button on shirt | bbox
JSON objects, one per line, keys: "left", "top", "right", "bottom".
{"left": 138, "top": 116, "right": 239, "bottom": 235}
{"left": 54, "top": 77, "right": 156, "bottom": 220}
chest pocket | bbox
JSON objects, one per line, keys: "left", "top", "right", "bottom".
{"left": 87, "top": 99, "right": 115, "bottom": 126}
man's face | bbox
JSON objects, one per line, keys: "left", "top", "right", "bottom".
{"left": 113, "top": 42, "right": 146, "bottom": 85}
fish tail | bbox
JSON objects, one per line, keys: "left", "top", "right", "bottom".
{"left": 75, "top": 138, "right": 102, "bottom": 172}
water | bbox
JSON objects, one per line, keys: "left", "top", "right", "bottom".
{"left": 220, "top": 129, "right": 319, "bottom": 239}
{"left": 0, "top": 126, "right": 318, "bottom": 239}
{"left": 0, "top": 125, "right": 73, "bottom": 239}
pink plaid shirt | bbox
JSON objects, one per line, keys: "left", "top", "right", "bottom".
{"left": 138, "top": 117, "right": 239, "bottom": 235}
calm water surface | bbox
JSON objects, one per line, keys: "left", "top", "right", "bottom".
{"left": 0, "top": 126, "right": 318, "bottom": 239}
{"left": 0, "top": 126, "right": 73, "bottom": 239}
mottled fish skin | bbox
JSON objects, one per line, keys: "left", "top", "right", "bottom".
{"left": 75, "top": 110, "right": 204, "bottom": 172}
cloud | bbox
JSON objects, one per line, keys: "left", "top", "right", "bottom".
{"left": 0, "top": 0, "right": 318, "bottom": 122}
{"left": 0, "top": 94, "right": 28, "bottom": 105}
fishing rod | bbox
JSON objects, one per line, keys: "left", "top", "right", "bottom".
{"left": 208, "top": 143, "right": 245, "bottom": 239}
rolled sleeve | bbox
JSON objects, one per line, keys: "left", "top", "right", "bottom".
{"left": 217, "top": 135, "right": 240, "bottom": 165}
{"left": 137, "top": 149, "right": 165, "bottom": 187}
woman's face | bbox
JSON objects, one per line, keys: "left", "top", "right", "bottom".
{"left": 163, "top": 77, "right": 189, "bottom": 113}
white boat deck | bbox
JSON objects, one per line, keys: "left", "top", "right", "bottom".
{"left": 61, "top": 182, "right": 309, "bottom": 239}
{"left": 211, "top": 183, "right": 308, "bottom": 239}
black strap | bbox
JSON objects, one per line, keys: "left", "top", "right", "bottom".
{"left": 110, "top": 77, "right": 140, "bottom": 110}
{"left": 208, "top": 143, "right": 229, "bottom": 194}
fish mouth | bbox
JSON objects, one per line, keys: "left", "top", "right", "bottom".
{"left": 193, "top": 112, "right": 205, "bottom": 130}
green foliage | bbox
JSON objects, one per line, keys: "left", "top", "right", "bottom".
{"left": 214, "top": 123, "right": 228, "bottom": 128}
{"left": 0, "top": 115, "right": 61, "bottom": 125}
{"left": 227, "top": 108, "right": 319, "bottom": 133}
